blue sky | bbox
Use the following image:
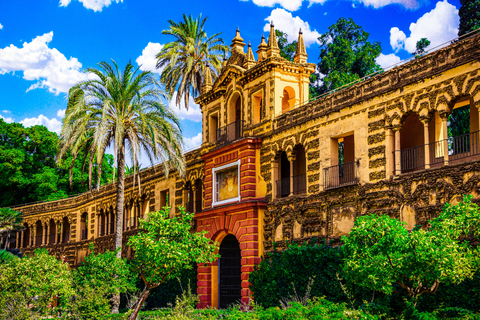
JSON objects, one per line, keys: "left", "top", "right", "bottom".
{"left": 0, "top": 0, "right": 462, "bottom": 158}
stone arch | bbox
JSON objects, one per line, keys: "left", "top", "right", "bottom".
{"left": 227, "top": 91, "right": 242, "bottom": 124}
{"left": 282, "top": 86, "right": 296, "bottom": 112}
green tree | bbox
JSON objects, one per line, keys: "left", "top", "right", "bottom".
{"left": 315, "top": 18, "right": 382, "bottom": 95}
{"left": 0, "top": 207, "right": 23, "bottom": 249}
{"left": 342, "top": 196, "right": 480, "bottom": 306}
{"left": 0, "top": 249, "right": 74, "bottom": 319}
{"left": 459, "top": 0, "right": 480, "bottom": 36}
{"left": 59, "top": 60, "right": 185, "bottom": 313}
{"left": 276, "top": 30, "right": 297, "bottom": 61}
{"left": 127, "top": 207, "right": 218, "bottom": 320}
{"left": 156, "top": 14, "right": 229, "bottom": 109}
{"left": 413, "top": 38, "right": 431, "bottom": 56}
{"left": 72, "top": 244, "right": 134, "bottom": 318}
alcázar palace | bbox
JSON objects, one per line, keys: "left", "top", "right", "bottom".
{"left": 6, "top": 24, "right": 480, "bottom": 309}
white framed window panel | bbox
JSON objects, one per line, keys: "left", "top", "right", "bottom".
{"left": 212, "top": 159, "right": 241, "bottom": 207}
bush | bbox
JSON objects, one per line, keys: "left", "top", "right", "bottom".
{"left": 249, "top": 240, "right": 386, "bottom": 311}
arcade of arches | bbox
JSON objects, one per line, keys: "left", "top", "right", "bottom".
{"left": 9, "top": 28, "right": 480, "bottom": 308}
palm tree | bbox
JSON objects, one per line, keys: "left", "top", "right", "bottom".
{"left": 156, "top": 14, "right": 229, "bottom": 109}
{"left": 58, "top": 60, "right": 186, "bottom": 312}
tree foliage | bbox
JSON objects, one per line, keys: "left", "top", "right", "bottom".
{"left": 0, "top": 119, "right": 114, "bottom": 207}
{"left": 343, "top": 196, "right": 480, "bottom": 304}
{"left": 459, "top": 0, "right": 480, "bottom": 36}
{"left": 275, "top": 30, "right": 297, "bottom": 61}
{"left": 0, "top": 207, "right": 23, "bottom": 249}
{"left": 413, "top": 38, "right": 431, "bottom": 56}
{"left": 315, "top": 18, "right": 382, "bottom": 95}
{"left": 127, "top": 207, "right": 218, "bottom": 320}
{"left": 72, "top": 244, "right": 134, "bottom": 319}
{"left": 0, "top": 249, "right": 73, "bottom": 319}
{"left": 156, "top": 14, "right": 229, "bottom": 109}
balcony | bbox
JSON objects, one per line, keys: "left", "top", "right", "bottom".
{"left": 324, "top": 161, "right": 359, "bottom": 190}
{"left": 394, "top": 131, "right": 480, "bottom": 174}
{"left": 276, "top": 174, "right": 307, "bottom": 198}
{"left": 216, "top": 120, "right": 244, "bottom": 147}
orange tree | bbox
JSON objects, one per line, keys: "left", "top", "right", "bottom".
{"left": 127, "top": 207, "right": 218, "bottom": 320}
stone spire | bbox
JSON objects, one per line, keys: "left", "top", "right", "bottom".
{"left": 294, "top": 29, "right": 308, "bottom": 63}
{"left": 230, "top": 27, "right": 246, "bottom": 53}
{"left": 267, "top": 22, "right": 280, "bottom": 58}
{"left": 256, "top": 34, "right": 268, "bottom": 62}
{"left": 202, "top": 64, "right": 213, "bottom": 93}
{"left": 244, "top": 41, "right": 256, "bottom": 69}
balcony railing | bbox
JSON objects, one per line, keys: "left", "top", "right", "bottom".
{"left": 216, "top": 120, "right": 244, "bottom": 146}
{"left": 324, "top": 161, "right": 359, "bottom": 190}
{"left": 276, "top": 174, "right": 307, "bottom": 198}
{"left": 394, "top": 131, "right": 480, "bottom": 174}
{"left": 293, "top": 174, "right": 307, "bottom": 195}
{"left": 276, "top": 177, "right": 290, "bottom": 198}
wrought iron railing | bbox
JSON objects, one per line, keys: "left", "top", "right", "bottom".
{"left": 324, "top": 161, "right": 359, "bottom": 190}
{"left": 394, "top": 131, "right": 480, "bottom": 174}
{"left": 276, "top": 177, "right": 290, "bottom": 198}
{"left": 216, "top": 120, "right": 244, "bottom": 146}
{"left": 293, "top": 174, "right": 307, "bottom": 195}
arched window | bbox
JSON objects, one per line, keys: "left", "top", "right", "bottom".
{"left": 35, "top": 220, "right": 43, "bottom": 246}
{"left": 398, "top": 113, "right": 425, "bottom": 173}
{"left": 252, "top": 91, "right": 263, "bottom": 125}
{"left": 276, "top": 151, "right": 291, "bottom": 198}
{"left": 448, "top": 97, "right": 479, "bottom": 162}
{"left": 282, "top": 86, "right": 295, "bottom": 113}
{"left": 293, "top": 145, "right": 307, "bottom": 195}
{"left": 62, "top": 217, "right": 70, "bottom": 244}
{"left": 195, "top": 178, "right": 203, "bottom": 213}
{"left": 48, "top": 219, "right": 56, "bottom": 244}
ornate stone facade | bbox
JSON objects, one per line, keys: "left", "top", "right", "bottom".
{"left": 9, "top": 26, "right": 480, "bottom": 309}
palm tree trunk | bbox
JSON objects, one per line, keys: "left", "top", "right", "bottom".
{"left": 112, "top": 140, "right": 126, "bottom": 314}
{"left": 128, "top": 287, "right": 150, "bottom": 320}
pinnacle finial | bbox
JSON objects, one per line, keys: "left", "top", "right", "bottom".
{"left": 267, "top": 21, "right": 280, "bottom": 58}
{"left": 231, "top": 27, "right": 246, "bottom": 53}
{"left": 294, "top": 28, "right": 308, "bottom": 63}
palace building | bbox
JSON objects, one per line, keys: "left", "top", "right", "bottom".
{"left": 8, "top": 24, "right": 480, "bottom": 309}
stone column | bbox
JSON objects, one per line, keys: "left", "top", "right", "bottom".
{"left": 385, "top": 128, "right": 395, "bottom": 178}
{"left": 192, "top": 185, "right": 197, "bottom": 213}
{"left": 16, "top": 231, "right": 20, "bottom": 248}
{"left": 394, "top": 129, "right": 401, "bottom": 175}
{"left": 19, "top": 230, "right": 23, "bottom": 248}
{"left": 57, "top": 220, "right": 62, "bottom": 244}
{"left": 288, "top": 155, "right": 295, "bottom": 196}
{"left": 46, "top": 222, "right": 50, "bottom": 245}
{"left": 272, "top": 160, "right": 279, "bottom": 198}
{"left": 423, "top": 120, "right": 430, "bottom": 169}
{"left": 442, "top": 115, "right": 449, "bottom": 165}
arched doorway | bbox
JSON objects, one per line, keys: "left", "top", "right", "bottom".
{"left": 218, "top": 234, "right": 242, "bottom": 308}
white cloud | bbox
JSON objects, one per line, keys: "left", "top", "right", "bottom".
{"left": 170, "top": 92, "right": 202, "bottom": 122}
{"left": 0, "top": 23, "right": 3, "bottom": 30}
{"left": 376, "top": 53, "right": 402, "bottom": 68}
{"left": 263, "top": 9, "right": 321, "bottom": 47}
{"left": 0, "top": 115, "right": 14, "bottom": 123}
{"left": 0, "top": 32, "right": 86, "bottom": 94}
{"left": 136, "top": 42, "right": 163, "bottom": 74}
{"left": 57, "top": 109, "right": 66, "bottom": 119}
{"left": 308, "top": 0, "right": 328, "bottom": 6}
{"left": 352, "top": 0, "right": 427, "bottom": 9}
{"left": 59, "top": 0, "right": 123, "bottom": 12}
{"left": 389, "top": 0, "right": 459, "bottom": 53}
{"left": 390, "top": 27, "right": 407, "bottom": 52}
{"left": 20, "top": 115, "right": 63, "bottom": 134}
{"left": 183, "top": 132, "right": 202, "bottom": 151}
{"left": 241, "top": 0, "right": 303, "bottom": 11}
{"left": 2, "top": 110, "right": 11, "bottom": 113}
